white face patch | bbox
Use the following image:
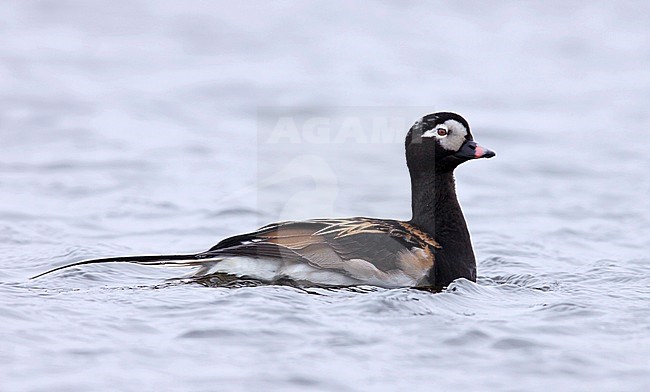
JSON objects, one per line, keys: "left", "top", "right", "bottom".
{"left": 422, "top": 119, "right": 468, "bottom": 151}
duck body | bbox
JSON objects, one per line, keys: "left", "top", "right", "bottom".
{"left": 193, "top": 217, "right": 439, "bottom": 288}
{"left": 32, "top": 112, "right": 494, "bottom": 289}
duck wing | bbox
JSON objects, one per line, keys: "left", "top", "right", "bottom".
{"left": 195, "top": 217, "right": 439, "bottom": 287}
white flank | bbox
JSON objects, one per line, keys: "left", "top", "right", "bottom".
{"left": 192, "top": 256, "right": 421, "bottom": 288}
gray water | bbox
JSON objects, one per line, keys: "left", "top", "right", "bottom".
{"left": 2, "top": 1, "right": 650, "bottom": 391}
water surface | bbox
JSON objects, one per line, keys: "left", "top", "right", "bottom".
{"left": 1, "top": 1, "right": 649, "bottom": 391}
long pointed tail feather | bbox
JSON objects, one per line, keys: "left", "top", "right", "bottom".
{"left": 30, "top": 253, "right": 211, "bottom": 280}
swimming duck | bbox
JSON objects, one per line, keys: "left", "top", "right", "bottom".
{"left": 32, "top": 112, "right": 495, "bottom": 288}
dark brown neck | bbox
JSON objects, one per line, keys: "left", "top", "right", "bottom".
{"left": 408, "top": 170, "right": 476, "bottom": 286}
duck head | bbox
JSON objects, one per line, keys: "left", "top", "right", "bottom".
{"left": 405, "top": 112, "right": 495, "bottom": 174}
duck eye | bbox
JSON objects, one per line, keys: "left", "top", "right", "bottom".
{"left": 436, "top": 127, "right": 448, "bottom": 137}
